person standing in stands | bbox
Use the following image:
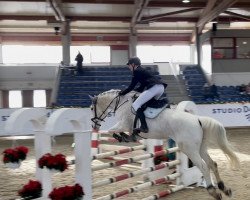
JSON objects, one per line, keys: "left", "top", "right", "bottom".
{"left": 119, "top": 57, "right": 168, "bottom": 133}
{"left": 239, "top": 84, "right": 246, "bottom": 95}
{"left": 75, "top": 51, "right": 84, "bottom": 74}
{"left": 210, "top": 84, "right": 219, "bottom": 98}
{"left": 246, "top": 82, "right": 250, "bottom": 95}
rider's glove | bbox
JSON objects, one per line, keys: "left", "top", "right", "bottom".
{"left": 118, "top": 91, "right": 126, "bottom": 96}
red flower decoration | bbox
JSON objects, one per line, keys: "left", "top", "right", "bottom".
{"left": 2, "top": 146, "right": 29, "bottom": 164}
{"left": 38, "top": 153, "right": 68, "bottom": 172}
{"left": 18, "top": 180, "right": 42, "bottom": 198}
{"left": 49, "top": 184, "right": 84, "bottom": 200}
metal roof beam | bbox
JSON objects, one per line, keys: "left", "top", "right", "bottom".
{"left": 48, "top": 0, "right": 65, "bottom": 22}
{"left": 140, "top": 8, "right": 201, "bottom": 23}
{"left": 130, "top": 0, "right": 145, "bottom": 35}
{"left": 2, "top": 0, "right": 250, "bottom": 8}
{"left": 197, "top": 0, "right": 239, "bottom": 28}
{"left": 197, "top": 0, "right": 217, "bottom": 33}
{"left": 224, "top": 10, "right": 250, "bottom": 21}
{"left": 1, "top": 15, "right": 248, "bottom": 23}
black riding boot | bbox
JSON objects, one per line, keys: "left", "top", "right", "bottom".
{"left": 134, "top": 108, "right": 148, "bottom": 133}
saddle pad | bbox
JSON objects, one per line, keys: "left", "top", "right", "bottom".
{"left": 144, "top": 105, "right": 168, "bottom": 119}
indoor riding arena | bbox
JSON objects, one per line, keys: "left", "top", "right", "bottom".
{"left": 0, "top": 1, "right": 250, "bottom": 200}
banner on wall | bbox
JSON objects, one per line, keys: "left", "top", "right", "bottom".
{"left": 197, "top": 103, "right": 250, "bottom": 127}
{"left": 0, "top": 103, "right": 249, "bottom": 135}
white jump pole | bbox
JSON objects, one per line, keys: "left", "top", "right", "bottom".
{"left": 4, "top": 108, "right": 52, "bottom": 198}
{"left": 142, "top": 139, "right": 169, "bottom": 181}
{"left": 45, "top": 108, "right": 93, "bottom": 200}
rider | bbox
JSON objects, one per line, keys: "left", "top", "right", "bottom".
{"left": 119, "top": 56, "right": 167, "bottom": 133}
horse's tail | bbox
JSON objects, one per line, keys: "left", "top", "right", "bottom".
{"left": 199, "top": 116, "right": 240, "bottom": 169}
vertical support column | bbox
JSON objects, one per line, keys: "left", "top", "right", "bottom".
{"left": 190, "top": 44, "right": 196, "bottom": 64}
{"left": 195, "top": 27, "right": 201, "bottom": 66}
{"left": 142, "top": 139, "right": 168, "bottom": 181}
{"left": 22, "top": 90, "right": 34, "bottom": 107}
{"left": 2, "top": 90, "right": 9, "bottom": 108}
{"left": 35, "top": 132, "right": 52, "bottom": 198}
{"left": 74, "top": 132, "right": 92, "bottom": 200}
{"left": 0, "top": 91, "right": 3, "bottom": 108}
{"left": 0, "top": 36, "right": 3, "bottom": 64}
{"left": 46, "top": 89, "right": 52, "bottom": 107}
{"left": 129, "top": 34, "right": 137, "bottom": 58}
{"left": 61, "top": 20, "right": 71, "bottom": 66}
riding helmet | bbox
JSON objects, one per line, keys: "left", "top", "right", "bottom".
{"left": 126, "top": 57, "right": 141, "bottom": 66}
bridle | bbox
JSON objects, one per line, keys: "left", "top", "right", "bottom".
{"left": 91, "top": 94, "right": 129, "bottom": 128}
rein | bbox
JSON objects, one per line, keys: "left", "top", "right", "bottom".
{"left": 91, "top": 94, "right": 128, "bottom": 127}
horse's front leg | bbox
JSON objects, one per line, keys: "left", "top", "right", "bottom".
{"left": 108, "top": 116, "right": 133, "bottom": 133}
{"left": 108, "top": 121, "right": 127, "bottom": 133}
{"left": 108, "top": 121, "right": 134, "bottom": 143}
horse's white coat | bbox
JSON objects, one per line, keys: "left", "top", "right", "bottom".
{"left": 90, "top": 89, "right": 240, "bottom": 200}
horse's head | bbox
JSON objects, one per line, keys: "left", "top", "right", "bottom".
{"left": 89, "top": 89, "right": 122, "bottom": 130}
{"left": 89, "top": 95, "right": 102, "bottom": 130}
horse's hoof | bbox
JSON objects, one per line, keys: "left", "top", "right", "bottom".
{"left": 225, "top": 188, "right": 232, "bottom": 197}
{"left": 133, "top": 128, "right": 141, "bottom": 134}
{"left": 216, "top": 193, "right": 222, "bottom": 200}
{"left": 112, "top": 133, "right": 122, "bottom": 143}
{"left": 130, "top": 134, "right": 138, "bottom": 142}
{"left": 119, "top": 132, "right": 130, "bottom": 143}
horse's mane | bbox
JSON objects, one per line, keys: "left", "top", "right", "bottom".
{"left": 98, "top": 89, "right": 120, "bottom": 97}
{"left": 98, "top": 89, "right": 138, "bottom": 98}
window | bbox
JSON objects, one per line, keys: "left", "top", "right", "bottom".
{"left": 91, "top": 46, "right": 110, "bottom": 63}
{"left": 2, "top": 45, "right": 62, "bottom": 63}
{"left": 137, "top": 45, "right": 154, "bottom": 63}
{"left": 170, "top": 46, "right": 190, "bottom": 62}
{"left": 236, "top": 38, "right": 250, "bottom": 58}
{"left": 33, "top": 90, "right": 46, "bottom": 107}
{"left": 213, "top": 38, "right": 234, "bottom": 48}
{"left": 9, "top": 90, "right": 22, "bottom": 108}
{"left": 2, "top": 45, "right": 111, "bottom": 64}
{"left": 202, "top": 44, "right": 212, "bottom": 74}
{"left": 70, "top": 46, "right": 110, "bottom": 64}
{"left": 212, "top": 38, "right": 235, "bottom": 59}
{"left": 137, "top": 45, "right": 191, "bottom": 63}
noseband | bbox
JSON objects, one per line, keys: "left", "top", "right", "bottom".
{"left": 91, "top": 95, "right": 128, "bottom": 128}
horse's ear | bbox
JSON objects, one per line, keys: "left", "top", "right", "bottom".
{"left": 89, "top": 95, "right": 97, "bottom": 103}
{"left": 89, "top": 95, "right": 94, "bottom": 100}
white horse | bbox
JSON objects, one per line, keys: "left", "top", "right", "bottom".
{"left": 90, "top": 89, "right": 240, "bottom": 200}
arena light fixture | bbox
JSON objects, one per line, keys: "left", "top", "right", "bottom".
{"left": 182, "top": 0, "right": 190, "bottom": 3}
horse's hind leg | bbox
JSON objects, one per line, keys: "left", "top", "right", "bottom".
{"left": 185, "top": 150, "right": 222, "bottom": 200}
{"left": 200, "top": 144, "right": 232, "bottom": 197}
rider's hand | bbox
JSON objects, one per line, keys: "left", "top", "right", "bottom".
{"left": 119, "top": 91, "right": 125, "bottom": 96}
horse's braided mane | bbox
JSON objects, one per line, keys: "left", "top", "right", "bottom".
{"left": 99, "top": 89, "right": 120, "bottom": 97}
{"left": 99, "top": 89, "right": 138, "bottom": 98}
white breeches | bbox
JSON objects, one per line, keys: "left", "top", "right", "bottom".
{"left": 132, "top": 84, "right": 165, "bottom": 111}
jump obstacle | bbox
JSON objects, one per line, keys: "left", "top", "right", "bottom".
{"left": 3, "top": 101, "right": 205, "bottom": 200}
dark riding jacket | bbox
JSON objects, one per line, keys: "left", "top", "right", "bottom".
{"left": 120, "top": 66, "right": 167, "bottom": 95}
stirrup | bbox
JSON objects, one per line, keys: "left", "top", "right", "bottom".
{"left": 119, "top": 132, "right": 130, "bottom": 143}
{"left": 130, "top": 133, "right": 138, "bottom": 142}
{"left": 112, "top": 133, "right": 123, "bottom": 143}
{"left": 133, "top": 127, "right": 148, "bottom": 133}
{"left": 113, "top": 133, "right": 130, "bottom": 143}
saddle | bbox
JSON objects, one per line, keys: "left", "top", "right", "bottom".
{"left": 132, "top": 94, "right": 169, "bottom": 139}
{"left": 112, "top": 93, "right": 169, "bottom": 143}
{"left": 142, "top": 97, "right": 169, "bottom": 119}
{"left": 132, "top": 93, "right": 169, "bottom": 119}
